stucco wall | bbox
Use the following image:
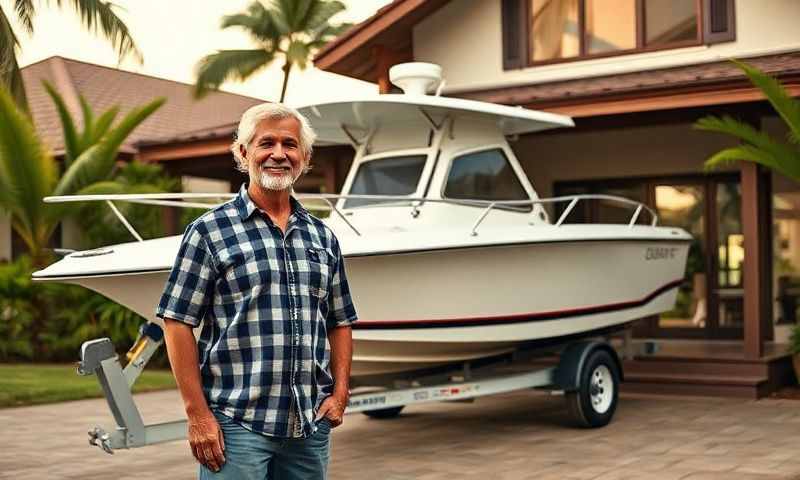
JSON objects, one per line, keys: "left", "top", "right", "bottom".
{"left": 510, "top": 121, "right": 738, "bottom": 198}
{"left": 413, "top": 0, "right": 800, "bottom": 92}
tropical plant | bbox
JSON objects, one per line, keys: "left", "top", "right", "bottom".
{"left": 1, "top": 0, "right": 142, "bottom": 110}
{"left": 76, "top": 160, "right": 180, "bottom": 248}
{"left": 0, "top": 84, "right": 164, "bottom": 266}
{"left": 194, "top": 0, "right": 352, "bottom": 102}
{"left": 790, "top": 323, "right": 800, "bottom": 355}
{"left": 695, "top": 60, "right": 800, "bottom": 180}
{"left": 0, "top": 254, "right": 149, "bottom": 362}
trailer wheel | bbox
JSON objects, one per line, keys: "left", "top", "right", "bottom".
{"left": 565, "top": 350, "right": 619, "bottom": 428}
{"left": 362, "top": 406, "right": 405, "bottom": 419}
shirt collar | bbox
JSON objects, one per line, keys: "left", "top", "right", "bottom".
{"left": 234, "top": 184, "right": 312, "bottom": 225}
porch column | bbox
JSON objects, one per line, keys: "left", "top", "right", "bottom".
{"left": 372, "top": 45, "right": 408, "bottom": 94}
{"left": 740, "top": 161, "right": 773, "bottom": 359}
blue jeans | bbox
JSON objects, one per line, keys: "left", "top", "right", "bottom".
{"left": 199, "top": 410, "right": 331, "bottom": 480}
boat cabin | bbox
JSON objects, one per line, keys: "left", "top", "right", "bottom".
{"left": 298, "top": 63, "right": 573, "bottom": 231}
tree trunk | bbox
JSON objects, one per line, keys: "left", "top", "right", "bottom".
{"left": 279, "top": 61, "right": 292, "bottom": 103}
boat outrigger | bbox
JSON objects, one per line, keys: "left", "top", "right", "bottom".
{"left": 34, "top": 63, "right": 690, "bottom": 452}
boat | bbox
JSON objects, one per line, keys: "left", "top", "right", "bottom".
{"left": 33, "top": 62, "right": 691, "bottom": 380}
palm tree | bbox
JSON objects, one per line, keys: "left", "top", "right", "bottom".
{"left": 0, "top": 84, "right": 164, "bottom": 267}
{"left": 695, "top": 60, "right": 800, "bottom": 181}
{"left": 1, "top": 0, "right": 142, "bottom": 110}
{"left": 194, "top": 0, "right": 352, "bottom": 102}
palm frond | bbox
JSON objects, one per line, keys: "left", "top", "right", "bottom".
{"left": 90, "top": 106, "right": 119, "bottom": 144}
{"left": 0, "top": 7, "right": 28, "bottom": 110}
{"left": 268, "top": 0, "right": 292, "bottom": 36}
{"left": 305, "top": 0, "right": 346, "bottom": 33}
{"left": 694, "top": 115, "right": 800, "bottom": 176}
{"left": 309, "top": 22, "right": 352, "bottom": 47}
{"left": 53, "top": 97, "right": 164, "bottom": 197}
{"left": 222, "top": 3, "right": 282, "bottom": 43}
{"left": 78, "top": 94, "right": 95, "bottom": 147}
{"left": 285, "top": 0, "right": 314, "bottom": 30}
{"left": 732, "top": 59, "right": 800, "bottom": 145}
{"left": 285, "top": 40, "right": 310, "bottom": 69}
{"left": 53, "top": 0, "right": 143, "bottom": 63}
{"left": 194, "top": 49, "right": 273, "bottom": 98}
{"left": 0, "top": 85, "right": 57, "bottom": 246}
{"left": 704, "top": 145, "right": 800, "bottom": 182}
{"left": 42, "top": 81, "right": 81, "bottom": 167}
{"left": 13, "top": 0, "right": 36, "bottom": 34}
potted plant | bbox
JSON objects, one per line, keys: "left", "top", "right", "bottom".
{"left": 790, "top": 323, "right": 800, "bottom": 383}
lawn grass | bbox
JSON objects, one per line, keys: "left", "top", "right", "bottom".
{"left": 0, "top": 363, "right": 176, "bottom": 408}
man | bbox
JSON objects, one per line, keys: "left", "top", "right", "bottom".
{"left": 156, "top": 103, "right": 357, "bottom": 479}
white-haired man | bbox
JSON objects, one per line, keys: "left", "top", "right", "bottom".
{"left": 157, "top": 103, "right": 357, "bottom": 479}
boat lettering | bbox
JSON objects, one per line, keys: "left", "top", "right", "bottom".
{"left": 645, "top": 247, "right": 677, "bottom": 260}
{"left": 348, "top": 395, "right": 386, "bottom": 408}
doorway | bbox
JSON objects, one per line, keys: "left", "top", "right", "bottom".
{"left": 554, "top": 174, "right": 743, "bottom": 339}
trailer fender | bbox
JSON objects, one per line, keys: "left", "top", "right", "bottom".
{"left": 553, "top": 341, "right": 623, "bottom": 392}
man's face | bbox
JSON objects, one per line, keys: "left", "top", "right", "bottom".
{"left": 240, "top": 116, "right": 306, "bottom": 192}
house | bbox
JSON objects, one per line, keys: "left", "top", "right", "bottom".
{"left": 0, "top": 56, "right": 352, "bottom": 258}
{"left": 312, "top": 0, "right": 800, "bottom": 396}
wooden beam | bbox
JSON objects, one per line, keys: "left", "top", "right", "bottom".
{"left": 139, "top": 138, "right": 232, "bottom": 162}
{"left": 315, "top": 0, "right": 428, "bottom": 71}
{"left": 740, "top": 161, "right": 772, "bottom": 359}
{"left": 372, "top": 44, "right": 410, "bottom": 93}
{"left": 534, "top": 84, "right": 800, "bottom": 118}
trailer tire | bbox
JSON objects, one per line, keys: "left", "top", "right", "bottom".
{"left": 565, "top": 350, "right": 619, "bottom": 428}
{"left": 362, "top": 406, "right": 405, "bottom": 419}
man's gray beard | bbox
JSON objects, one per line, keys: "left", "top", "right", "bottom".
{"left": 258, "top": 170, "right": 296, "bottom": 191}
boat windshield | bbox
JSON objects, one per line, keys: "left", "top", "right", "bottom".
{"left": 344, "top": 154, "right": 427, "bottom": 208}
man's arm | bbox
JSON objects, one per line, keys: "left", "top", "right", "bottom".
{"left": 316, "top": 325, "right": 353, "bottom": 426}
{"left": 164, "top": 319, "right": 225, "bottom": 472}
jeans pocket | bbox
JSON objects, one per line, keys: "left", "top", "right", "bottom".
{"left": 315, "top": 417, "right": 332, "bottom": 434}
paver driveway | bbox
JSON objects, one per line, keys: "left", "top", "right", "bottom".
{"left": 1, "top": 389, "right": 799, "bottom": 479}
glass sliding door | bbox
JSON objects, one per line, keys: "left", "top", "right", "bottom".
{"left": 654, "top": 184, "right": 707, "bottom": 331}
{"left": 555, "top": 174, "right": 744, "bottom": 339}
{"left": 712, "top": 180, "right": 744, "bottom": 333}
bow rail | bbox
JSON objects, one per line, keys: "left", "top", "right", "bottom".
{"left": 43, "top": 193, "right": 658, "bottom": 241}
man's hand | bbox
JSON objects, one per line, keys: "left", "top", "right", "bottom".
{"left": 315, "top": 393, "right": 348, "bottom": 427}
{"left": 187, "top": 412, "right": 226, "bottom": 472}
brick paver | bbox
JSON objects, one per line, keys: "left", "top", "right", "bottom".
{"left": 1, "top": 389, "right": 798, "bottom": 479}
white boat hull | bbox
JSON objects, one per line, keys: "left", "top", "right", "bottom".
{"left": 48, "top": 236, "right": 688, "bottom": 377}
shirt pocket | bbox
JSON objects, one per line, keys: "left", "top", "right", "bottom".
{"left": 217, "top": 243, "right": 273, "bottom": 299}
{"left": 306, "top": 244, "right": 333, "bottom": 301}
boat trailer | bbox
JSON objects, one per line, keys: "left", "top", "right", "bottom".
{"left": 78, "top": 323, "right": 656, "bottom": 454}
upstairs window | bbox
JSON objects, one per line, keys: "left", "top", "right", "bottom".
{"left": 502, "top": 0, "right": 735, "bottom": 68}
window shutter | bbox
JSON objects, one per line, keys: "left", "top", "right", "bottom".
{"left": 502, "top": 0, "right": 528, "bottom": 70}
{"left": 704, "top": 0, "right": 735, "bottom": 44}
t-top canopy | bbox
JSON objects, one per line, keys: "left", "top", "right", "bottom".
{"left": 296, "top": 94, "right": 574, "bottom": 145}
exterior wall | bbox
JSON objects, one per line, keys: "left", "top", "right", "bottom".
{"left": 0, "top": 210, "right": 11, "bottom": 261}
{"left": 413, "top": 0, "right": 800, "bottom": 93}
{"left": 510, "top": 121, "right": 738, "bottom": 199}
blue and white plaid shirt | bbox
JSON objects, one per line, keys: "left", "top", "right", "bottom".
{"left": 156, "top": 185, "right": 357, "bottom": 438}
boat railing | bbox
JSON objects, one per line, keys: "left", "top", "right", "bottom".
{"left": 43, "top": 193, "right": 657, "bottom": 240}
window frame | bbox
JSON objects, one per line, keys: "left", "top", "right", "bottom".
{"left": 440, "top": 145, "right": 534, "bottom": 211}
{"left": 340, "top": 148, "right": 432, "bottom": 210}
{"left": 526, "top": 0, "right": 704, "bottom": 67}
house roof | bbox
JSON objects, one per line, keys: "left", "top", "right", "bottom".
{"left": 21, "top": 56, "right": 264, "bottom": 154}
{"left": 313, "top": 0, "right": 449, "bottom": 82}
{"left": 455, "top": 52, "right": 800, "bottom": 112}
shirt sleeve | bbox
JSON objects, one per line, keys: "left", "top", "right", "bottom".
{"left": 326, "top": 234, "right": 358, "bottom": 329}
{"left": 155, "top": 221, "right": 216, "bottom": 327}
